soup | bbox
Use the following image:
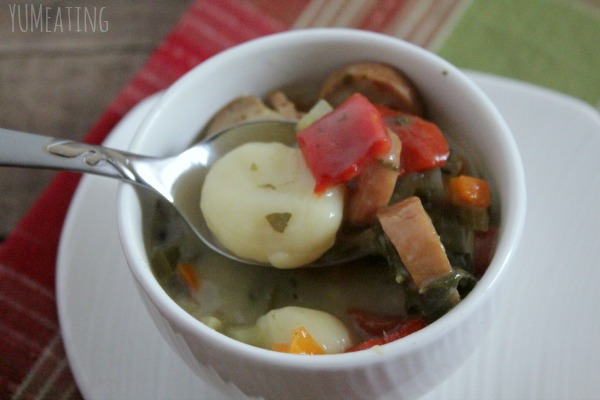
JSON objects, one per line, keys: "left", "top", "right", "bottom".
{"left": 145, "top": 63, "right": 498, "bottom": 354}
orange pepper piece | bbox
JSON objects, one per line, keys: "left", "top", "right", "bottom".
{"left": 271, "top": 327, "right": 325, "bottom": 355}
{"left": 448, "top": 175, "right": 491, "bottom": 209}
{"left": 271, "top": 343, "right": 291, "bottom": 353}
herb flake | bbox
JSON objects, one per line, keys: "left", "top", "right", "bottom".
{"left": 265, "top": 212, "right": 292, "bottom": 233}
{"left": 259, "top": 183, "right": 277, "bottom": 190}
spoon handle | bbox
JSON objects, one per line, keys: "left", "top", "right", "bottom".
{"left": 0, "top": 127, "right": 139, "bottom": 182}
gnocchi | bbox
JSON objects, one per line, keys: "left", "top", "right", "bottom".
{"left": 254, "top": 306, "right": 351, "bottom": 354}
{"left": 200, "top": 142, "right": 345, "bottom": 268}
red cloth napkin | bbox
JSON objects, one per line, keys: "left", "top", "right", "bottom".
{"left": 0, "top": 0, "right": 468, "bottom": 397}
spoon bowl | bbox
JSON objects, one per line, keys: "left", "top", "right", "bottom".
{"left": 0, "top": 120, "right": 370, "bottom": 268}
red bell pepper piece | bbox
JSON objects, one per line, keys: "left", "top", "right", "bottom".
{"left": 348, "top": 308, "right": 407, "bottom": 337}
{"left": 345, "top": 316, "right": 427, "bottom": 352}
{"left": 377, "top": 106, "right": 449, "bottom": 175}
{"left": 297, "top": 93, "right": 391, "bottom": 194}
{"left": 473, "top": 225, "right": 498, "bottom": 278}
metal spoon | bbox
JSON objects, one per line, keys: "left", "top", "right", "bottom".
{"left": 0, "top": 121, "right": 374, "bottom": 267}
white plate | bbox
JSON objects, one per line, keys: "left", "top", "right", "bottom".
{"left": 57, "top": 73, "right": 600, "bottom": 399}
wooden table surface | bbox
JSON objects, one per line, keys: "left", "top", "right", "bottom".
{"left": 0, "top": 0, "right": 192, "bottom": 240}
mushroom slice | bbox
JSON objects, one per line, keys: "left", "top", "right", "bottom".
{"left": 204, "top": 96, "right": 285, "bottom": 138}
{"left": 267, "top": 90, "right": 303, "bottom": 120}
{"left": 320, "top": 62, "right": 425, "bottom": 116}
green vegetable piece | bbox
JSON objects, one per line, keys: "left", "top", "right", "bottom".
{"left": 265, "top": 212, "right": 292, "bottom": 233}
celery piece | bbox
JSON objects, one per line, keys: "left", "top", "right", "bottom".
{"left": 296, "top": 99, "right": 333, "bottom": 131}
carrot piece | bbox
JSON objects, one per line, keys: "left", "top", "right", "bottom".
{"left": 176, "top": 262, "right": 200, "bottom": 291}
{"left": 272, "top": 327, "right": 325, "bottom": 355}
{"left": 448, "top": 175, "right": 491, "bottom": 209}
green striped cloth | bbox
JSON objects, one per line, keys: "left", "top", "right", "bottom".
{"left": 437, "top": 0, "right": 600, "bottom": 108}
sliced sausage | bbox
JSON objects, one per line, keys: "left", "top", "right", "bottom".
{"left": 377, "top": 196, "right": 452, "bottom": 290}
{"left": 267, "top": 90, "right": 303, "bottom": 120}
{"left": 204, "top": 96, "right": 285, "bottom": 138}
{"left": 320, "top": 62, "right": 425, "bottom": 116}
{"left": 346, "top": 131, "right": 401, "bottom": 226}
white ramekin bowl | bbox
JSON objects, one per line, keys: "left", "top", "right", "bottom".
{"left": 117, "top": 28, "right": 526, "bottom": 400}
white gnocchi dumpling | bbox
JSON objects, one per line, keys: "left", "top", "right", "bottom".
{"left": 255, "top": 306, "right": 351, "bottom": 353}
{"left": 200, "top": 142, "right": 345, "bottom": 268}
